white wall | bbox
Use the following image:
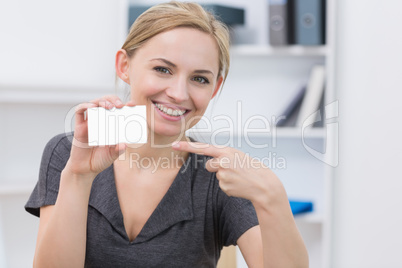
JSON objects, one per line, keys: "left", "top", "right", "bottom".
{"left": 333, "top": 1, "right": 402, "bottom": 267}
{"left": 0, "top": 1, "right": 126, "bottom": 267}
{"left": 0, "top": 0, "right": 123, "bottom": 89}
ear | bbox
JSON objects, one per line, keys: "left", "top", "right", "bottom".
{"left": 115, "top": 49, "right": 130, "bottom": 84}
{"left": 211, "top": 76, "right": 224, "bottom": 99}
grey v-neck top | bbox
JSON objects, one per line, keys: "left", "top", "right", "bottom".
{"left": 25, "top": 133, "right": 258, "bottom": 267}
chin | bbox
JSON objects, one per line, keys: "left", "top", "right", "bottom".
{"left": 150, "top": 125, "right": 187, "bottom": 140}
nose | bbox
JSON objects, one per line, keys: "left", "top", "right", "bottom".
{"left": 165, "top": 76, "right": 190, "bottom": 103}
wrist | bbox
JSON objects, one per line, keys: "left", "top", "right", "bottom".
{"left": 58, "top": 168, "right": 96, "bottom": 201}
{"left": 62, "top": 165, "right": 98, "bottom": 185}
{"left": 251, "top": 179, "right": 289, "bottom": 213}
{"left": 64, "top": 159, "right": 99, "bottom": 179}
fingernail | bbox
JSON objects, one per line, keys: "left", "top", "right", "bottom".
{"left": 172, "top": 141, "right": 180, "bottom": 148}
{"left": 106, "top": 101, "right": 113, "bottom": 108}
{"left": 116, "top": 100, "right": 123, "bottom": 106}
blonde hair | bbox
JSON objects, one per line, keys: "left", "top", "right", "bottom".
{"left": 122, "top": 1, "right": 230, "bottom": 85}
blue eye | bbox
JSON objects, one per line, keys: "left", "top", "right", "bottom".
{"left": 154, "top": 67, "right": 171, "bottom": 74}
{"left": 193, "top": 76, "right": 209, "bottom": 84}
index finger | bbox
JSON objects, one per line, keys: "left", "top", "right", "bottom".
{"left": 172, "top": 141, "right": 224, "bottom": 158}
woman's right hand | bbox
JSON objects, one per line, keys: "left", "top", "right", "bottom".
{"left": 65, "top": 95, "right": 134, "bottom": 178}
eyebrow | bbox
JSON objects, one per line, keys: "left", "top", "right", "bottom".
{"left": 150, "top": 58, "right": 215, "bottom": 77}
{"left": 151, "top": 58, "right": 176, "bottom": 68}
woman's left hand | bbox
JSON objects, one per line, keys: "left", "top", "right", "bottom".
{"left": 173, "top": 141, "right": 309, "bottom": 267}
{"left": 172, "top": 141, "right": 287, "bottom": 208}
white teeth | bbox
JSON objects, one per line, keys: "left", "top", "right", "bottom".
{"left": 155, "top": 103, "right": 186, "bottom": 117}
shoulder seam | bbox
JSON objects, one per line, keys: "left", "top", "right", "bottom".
{"left": 43, "top": 134, "right": 71, "bottom": 202}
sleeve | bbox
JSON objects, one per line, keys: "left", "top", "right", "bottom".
{"left": 214, "top": 178, "right": 259, "bottom": 247}
{"left": 24, "top": 133, "right": 73, "bottom": 217}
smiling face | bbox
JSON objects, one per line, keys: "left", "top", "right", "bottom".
{"left": 117, "top": 27, "right": 223, "bottom": 142}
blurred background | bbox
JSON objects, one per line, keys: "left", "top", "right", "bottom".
{"left": 0, "top": 0, "right": 401, "bottom": 267}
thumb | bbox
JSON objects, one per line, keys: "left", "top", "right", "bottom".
{"left": 206, "top": 158, "right": 221, "bottom": 173}
{"left": 111, "top": 143, "right": 127, "bottom": 160}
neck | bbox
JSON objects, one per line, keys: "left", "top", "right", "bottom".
{"left": 116, "top": 132, "right": 190, "bottom": 173}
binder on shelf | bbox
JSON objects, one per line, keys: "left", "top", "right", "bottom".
{"left": 276, "top": 85, "right": 306, "bottom": 127}
{"left": 128, "top": 5, "right": 245, "bottom": 30}
{"left": 312, "top": 92, "right": 325, "bottom": 128}
{"left": 268, "top": 0, "right": 294, "bottom": 46}
{"left": 202, "top": 5, "right": 245, "bottom": 26}
{"left": 296, "top": 65, "right": 325, "bottom": 127}
{"left": 289, "top": 200, "right": 314, "bottom": 215}
{"left": 294, "top": 0, "right": 326, "bottom": 45}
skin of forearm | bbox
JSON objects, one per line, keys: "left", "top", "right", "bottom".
{"left": 33, "top": 169, "right": 95, "bottom": 268}
{"left": 252, "top": 186, "right": 309, "bottom": 268}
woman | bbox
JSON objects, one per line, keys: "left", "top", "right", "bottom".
{"left": 25, "top": 1, "right": 308, "bottom": 267}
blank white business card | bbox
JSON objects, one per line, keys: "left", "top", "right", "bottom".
{"left": 87, "top": 106, "right": 147, "bottom": 146}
